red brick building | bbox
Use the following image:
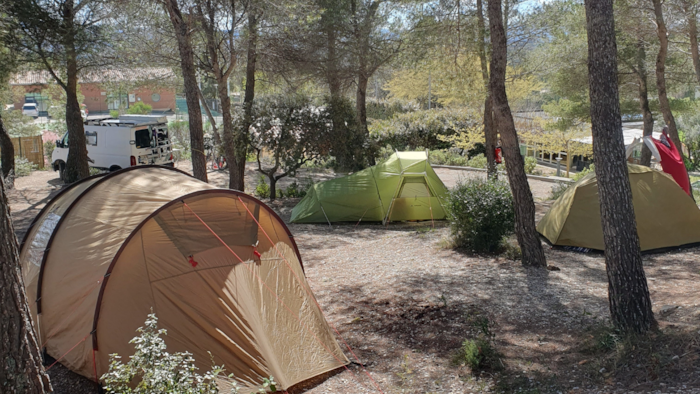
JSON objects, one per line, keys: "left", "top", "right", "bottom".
{"left": 10, "top": 68, "right": 178, "bottom": 115}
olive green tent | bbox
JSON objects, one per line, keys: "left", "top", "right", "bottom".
{"left": 537, "top": 164, "right": 700, "bottom": 251}
{"left": 290, "top": 151, "right": 448, "bottom": 224}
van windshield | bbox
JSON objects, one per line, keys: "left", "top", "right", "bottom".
{"left": 134, "top": 128, "right": 152, "bottom": 149}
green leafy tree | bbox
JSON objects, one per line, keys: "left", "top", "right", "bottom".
{"left": 249, "top": 96, "right": 332, "bottom": 200}
{"left": 0, "top": 34, "right": 17, "bottom": 187}
{"left": 369, "top": 107, "right": 481, "bottom": 151}
{"left": 3, "top": 0, "right": 112, "bottom": 183}
{"left": 4, "top": 111, "right": 41, "bottom": 138}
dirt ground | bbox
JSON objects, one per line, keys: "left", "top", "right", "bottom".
{"left": 7, "top": 163, "right": 700, "bottom": 394}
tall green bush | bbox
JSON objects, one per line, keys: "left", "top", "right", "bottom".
{"left": 573, "top": 163, "right": 595, "bottom": 181}
{"left": 428, "top": 150, "right": 467, "bottom": 166}
{"left": 325, "top": 96, "right": 368, "bottom": 171}
{"left": 466, "top": 154, "right": 487, "bottom": 169}
{"left": 524, "top": 156, "right": 537, "bottom": 174}
{"left": 126, "top": 101, "right": 152, "bottom": 115}
{"left": 13, "top": 156, "right": 37, "bottom": 177}
{"left": 447, "top": 178, "right": 515, "bottom": 253}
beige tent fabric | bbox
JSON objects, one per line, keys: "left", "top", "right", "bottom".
{"left": 537, "top": 164, "right": 700, "bottom": 251}
{"left": 19, "top": 166, "right": 348, "bottom": 390}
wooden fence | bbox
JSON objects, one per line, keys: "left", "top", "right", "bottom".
{"left": 0, "top": 135, "right": 45, "bottom": 169}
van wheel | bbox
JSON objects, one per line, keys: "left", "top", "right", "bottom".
{"left": 58, "top": 162, "right": 66, "bottom": 182}
{"left": 109, "top": 165, "right": 122, "bottom": 172}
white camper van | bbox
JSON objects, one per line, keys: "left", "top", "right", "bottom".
{"left": 51, "top": 115, "right": 174, "bottom": 181}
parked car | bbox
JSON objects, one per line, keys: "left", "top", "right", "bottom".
{"left": 22, "top": 103, "right": 39, "bottom": 118}
{"left": 51, "top": 115, "right": 174, "bottom": 181}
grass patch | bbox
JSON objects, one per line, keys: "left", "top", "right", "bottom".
{"left": 453, "top": 313, "right": 503, "bottom": 372}
{"left": 578, "top": 324, "right": 700, "bottom": 388}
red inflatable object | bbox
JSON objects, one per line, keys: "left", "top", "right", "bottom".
{"left": 651, "top": 131, "right": 691, "bottom": 196}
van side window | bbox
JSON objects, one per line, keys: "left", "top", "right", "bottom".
{"left": 135, "top": 129, "right": 151, "bottom": 148}
{"left": 85, "top": 131, "right": 98, "bottom": 146}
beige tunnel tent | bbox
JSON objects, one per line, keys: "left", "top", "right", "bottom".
{"left": 19, "top": 166, "right": 348, "bottom": 390}
{"left": 537, "top": 164, "right": 700, "bottom": 251}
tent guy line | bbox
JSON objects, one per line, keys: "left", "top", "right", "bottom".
{"left": 182, "top": 201, "right": 383, "bottom": 394}
{"left": 236, "top": 196, "right": 386, "bottom": 394}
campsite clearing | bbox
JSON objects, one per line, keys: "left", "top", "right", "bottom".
{"left": 7, "top": 163, "right": 700, "bottom": 394}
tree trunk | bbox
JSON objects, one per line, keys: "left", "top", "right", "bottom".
{"left": 163, "top": 0, "right": 208, "bottom": 183}
{"left": 635, "top": 39, "right": 654, "bottom": 167}
{"left": 269, "top": 176, "right": 277, "bottom": 201}
{"left": 0, "top": 114, "right": 14, "bottom": 189}
{"left": 686, "top": 1, "right": 700, "bottom": 84}
{"left": 476, "top": 0, "right": 497, "bottom": 179}
{"left": 233, "top": 10, "right": 259, "bottom": 192}
{"left": 63, "top": 0, "right": 89, "bottom": 184}
{"left": 356, "top": 70, "right": 369, "bottom": 135}
{"left": 488, "top": 0, "right": 546, "bottom": 267}
{"left": 584, "top": 0, "right": 656, "bottom": 333}
{"left": 652, "top": 0, "right": 679, "bottom": 147}
{"left": 652, "top": 0, "right": 694, "bottom": 199}
{"left": 326, "top": 24, "right": 342, "bottom": 98}
{"left": 484, "top": 96, "right": 497, "bottom": 177}
{"left": 0, "top": 178, "right": 52, "bottom": 393}
{"left": 196, "top": 1, "right": 239, "bottom": 190}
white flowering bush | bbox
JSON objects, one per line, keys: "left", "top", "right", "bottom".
{"left": 447, "top": 178, "right": 515, "bottom": 253}
{"left": 101, "top": 313, "right": 276, "bottom": 394}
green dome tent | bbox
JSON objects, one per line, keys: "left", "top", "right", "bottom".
{"left": 290, "top": 151, "right": 449, "bottom": 224}
{"left": 537, "top": 164, "right": 700, "bottom": 251}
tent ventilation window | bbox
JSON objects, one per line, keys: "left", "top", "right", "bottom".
{"left": 398, "top": 177, "right": 432, "bottom": 198}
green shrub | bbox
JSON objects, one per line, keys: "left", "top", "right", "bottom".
{"left": 573, "top": 163, "right": 595, "bottom": 181}
{"left": 285, "top": 181, "right": 307, "bottom": 198}
{"left": 101, "top": 313, "right": 276, "bottom": 394}
{"left": 466, "top": 153, "right": 487, "bottom": 169}
{"left": 126, "top": 101, "right": 152, "bottom": 115}
{"left": 325, "top": 96, "right": 368, "bottom": 171}
{"left": 14, "top": 156, "right": 37, "bottom": 177}
{"left": 109, "top": 110, "right": 120, "bottom": 118}
{"left": 453, "top": 314, "right": 501, "bottom": 371}
{"left": 459, "top": 338, "right": 493, "bottom": 370}
{"left": 255, "top": 176, "right": 271, "bottom": 199}
{"left": 365, "top": 100, "right": 414, "bottom": 120}
{"left": 524, "top": 156, "right": 537, "bottom": 174}
{"left": 168, "top": 120, "right": 190, "bottom": 154}
{"left": 43, "top": 140, "right": 55, "bottom": 159}
{"left": 549, "top": 181, "right": 570, "bottom": 200}
{"left": 429, "top": 150, "right": 468, "bottom": 166}
{"left": 447, "top": 178, "right": 515, "bottom": 253}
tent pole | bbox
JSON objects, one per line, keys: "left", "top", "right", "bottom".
{"left": 383, "top": 173, "right": 404, "bottom": 225}
{"left": 369, "top": 166, "right": 386, "bottom": 221}
{"left": 425, "top": 175, "right": 449, "bottom": 217}
{"left": 424, "top": 183, "right": 435, "bottom": 228}
{"left": 320, "top": 204, "right": 332, "bottom": 228}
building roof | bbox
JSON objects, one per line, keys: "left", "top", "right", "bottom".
{"left": 9, "top": 68, "right": 176, "bottom": 85}
{"left": 574, "top": 128, "right": 662, "bottom": 147}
